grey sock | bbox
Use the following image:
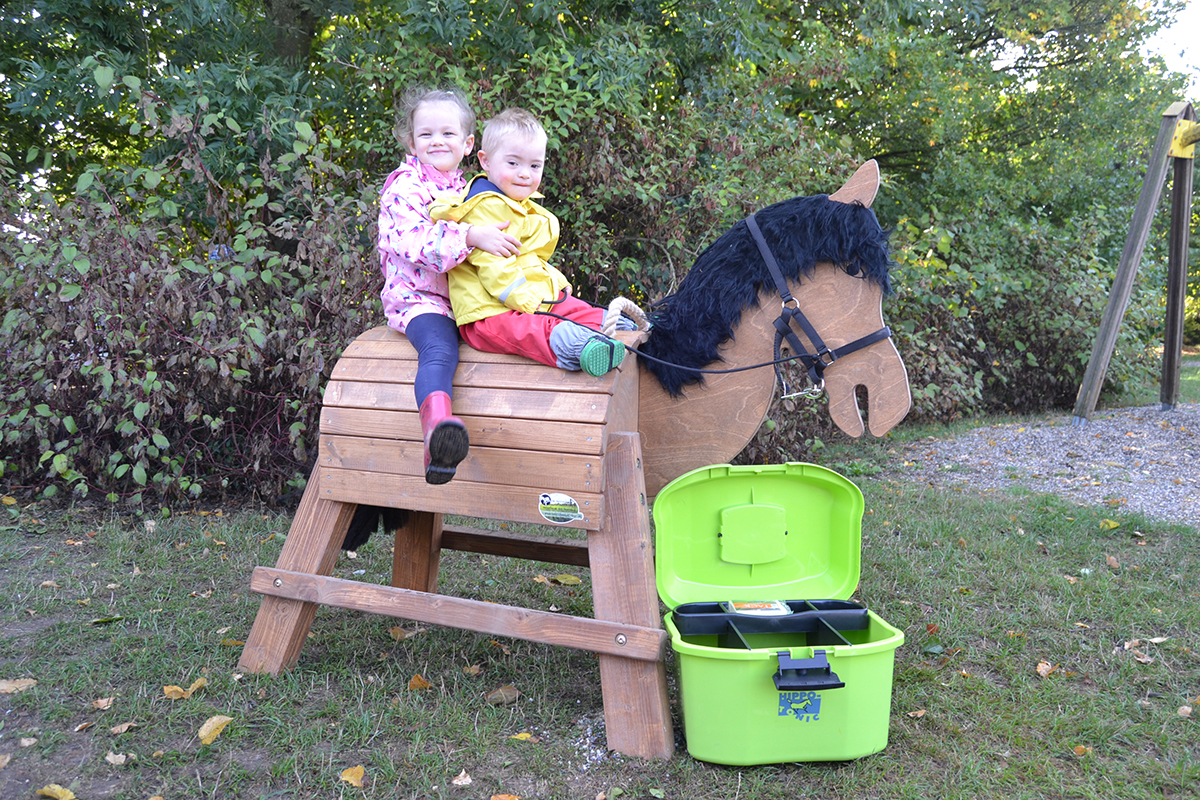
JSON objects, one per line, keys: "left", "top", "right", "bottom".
{"left": 549, "top": 321, "right": 596, "bottom": 371}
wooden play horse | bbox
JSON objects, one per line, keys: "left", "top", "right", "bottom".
{"left": 237, "top": 160, "right": 911, "bottom": 759}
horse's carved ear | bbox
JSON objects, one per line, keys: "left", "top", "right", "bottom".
{"left": 828, "top": 160, "right": 880, "bottom": 208}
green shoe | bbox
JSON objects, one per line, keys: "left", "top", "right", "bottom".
{"left": 579, "top": 336, "right": 626, "bottom": 377}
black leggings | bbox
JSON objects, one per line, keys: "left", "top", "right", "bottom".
{"left": 405, "top": 312, "right": 460, "bottom": 406}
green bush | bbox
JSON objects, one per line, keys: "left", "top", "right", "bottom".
{"left": 887, "top": 204, "right": 1159, "bottom": 418}
{"left": 0, "top": 106, "right": 379, "bottom": 505}
{"left": 0, "top": 2, "right": 1178, "bottom": 503}
{"left": 0, "top": 36, "right": 865, "bottom": 506}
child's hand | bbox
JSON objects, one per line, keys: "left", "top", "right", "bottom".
{"left": 466, "top": 222, "right": 522, "bottom": 258}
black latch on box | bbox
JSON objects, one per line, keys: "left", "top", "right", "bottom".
{"left": 773, "top": 650, "right": 845, "bottom": 691}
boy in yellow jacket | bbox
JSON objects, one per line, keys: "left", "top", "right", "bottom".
{"left": 430, "top": 108, "right": 627, "bottom": 376}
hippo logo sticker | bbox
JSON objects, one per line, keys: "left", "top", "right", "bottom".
{"left": 778, "top": 691, "right": 821, "bottom": 722}
{"left": 538, "top": 493, "right": 584, "bottom": 524}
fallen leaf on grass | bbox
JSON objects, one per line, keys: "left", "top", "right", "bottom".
{"left": 1132, "top": 650, "right": 1154, "bottom": 664}
{"left": 90, "top": 616, "right": 124, "bottom": 625}
{"left": 462, "top": 664, "right": 483, "bottom": 676}
{"left": 906, "top": 709, "right": 927, "bottom": 718}
{"left": 1036, "top": 661, "right": 1056, "bottom": 678}
{"left": 36, "top": 786, "right": 76, "bottom": 800}
{"left": 532, "top": 574, "right": 550, "bottom": 584}
{"left": 0, "top": 678, "right": 37, "bottom": 693}
{"left": 1179, "top": 706, "right": 1193, "bottom": 718}
{"left": 1072, "top": 745, "right": 1093, "bottom": 756}
{"left": 552, "top": 573, "right": 581, "bottom": 586}
{"left": 20, "top": 738, "right": 37, "bottom": 747}
{"left": 219, "top": 638, "right": 244, "bottom": 646}
{"left": 408, "top": 674, "right": 433, "bottom": 690}
{"left": 389, "top": 626, "right": 425, "bottom": 642}
{"left": 491, "top": 795, "right": 522, "bottom": 800}
{"left": 489, "top": 639, "right": 511, "bottom": 655}
{"left": 73, "top": 722, "right": 93, "bottom": 732}
{"left": 1106, "top": 555, "right": 1120, "bottom": 569}
{"left": 197, "top": 715, "right": 233, "bottom": 745}
{"left": 1063, "top": 575, "right": 1078, "bottom": 584}
{"left": 1099, "top": 519, "right": 1120, "bottom": 531}
{"left": 340, "top": 765, "right": 365, "bottom": 787}
{"left": 486, "top": 685, "right": 520, "bottom": 705}
{"left": 92, "top": 696, "right": 114, "bottom": 710}
{"left": 105, "top": 751, "right": 127, "bottom": 765}
{"left": 451, "top": 769, "right": 472, "bottom": 786}
{"left": 0, "top": 754, "right": 10, "bottom": 769}
{"left": 1, "top": 495, "right": 15, "bottom": 505}
{"left": 110, "top": 721, "right": 137, "bottom": 734}
{"left": 1149, "top": 636, "right": 1171, "bottom": 644}
{"left": 510, "top": 732, "right": 540, "bottom": 742}
{"left": 163, "top": 677, "right": 207, "bottom": 700}
{"left": 39, "top": 580, "right": 60, "bottom": 589}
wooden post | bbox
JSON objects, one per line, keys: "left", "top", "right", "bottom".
{"left": 238, "top": 471, "right": 356, "bottom": 675}
{"left": 1072, "top": 102, "right": 1190, "bottom": 425}
{"left": 1160, "top": 105, "right": 1197, "bottom": 409}
{"left": 391, "top": 511, "right": 443, "bottom": 593}
{"left": 587, "top": 432, "right": 674, "bottom": 759}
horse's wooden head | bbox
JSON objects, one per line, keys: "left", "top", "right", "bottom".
{"left": 636, "top": 161, "right": 911, "bottom": 494}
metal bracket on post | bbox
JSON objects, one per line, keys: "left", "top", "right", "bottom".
{"left": 1169, "top": 120, "right": 1199, "bottom": 159}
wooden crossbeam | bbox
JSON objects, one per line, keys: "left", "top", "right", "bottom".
{"left": 251, "top": 567, "right": 666, "bottom": 662}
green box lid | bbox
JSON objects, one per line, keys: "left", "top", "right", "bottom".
{"left": 652, "top": 463, "right": 864, "bottom": 608}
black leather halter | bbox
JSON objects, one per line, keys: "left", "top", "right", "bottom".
{"left": 745, "top": 212, "right": 893, "bottom": 399}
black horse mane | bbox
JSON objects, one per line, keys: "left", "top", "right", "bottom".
{"left": 640, "top": 194, "right": 893, "bottom": 396}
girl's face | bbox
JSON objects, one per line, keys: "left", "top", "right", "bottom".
{"left": 409, "top": 101, "right": 474, "bottom": 173}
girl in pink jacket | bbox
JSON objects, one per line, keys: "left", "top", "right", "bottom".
{"left": 377, "top": 88, "right": 520, "bottom": 484}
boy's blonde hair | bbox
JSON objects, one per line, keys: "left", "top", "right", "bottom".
{"left": 480, "top": 108, "right": 546, "bottom": 154}
{"left": 396, "top": 87, "right": 476, "bottom": 149}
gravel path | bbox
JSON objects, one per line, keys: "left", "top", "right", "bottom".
{"left": 883, "top": 401, "right": 1200, "bottom": 530}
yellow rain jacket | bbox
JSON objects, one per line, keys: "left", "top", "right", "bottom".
{"left": 429, "top": 176, "right": 571, "bottom": 327}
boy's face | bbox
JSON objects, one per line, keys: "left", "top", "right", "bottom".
{"left": 409, "top": 101, "right": 474, "bottom": 173}
{"left": 478, "top": 133, "right": 546, "bottom": 202}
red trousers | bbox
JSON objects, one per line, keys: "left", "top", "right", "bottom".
{"left": 459, "top": 296, "right": 605, "bottom": 368}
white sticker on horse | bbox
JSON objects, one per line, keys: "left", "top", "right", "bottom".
{"left": 538, "top": 493, "right": 584, "bottom": 524}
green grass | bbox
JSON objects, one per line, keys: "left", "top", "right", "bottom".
{"left": 1112, "top": 351, "right": 1200, "bottom": 408}
{"left": 2, "top": 473, "right": 1197, "bottom": 799}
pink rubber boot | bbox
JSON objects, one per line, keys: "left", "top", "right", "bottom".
{"left": 419, "top": 391, "right": 469, "bottom": 485}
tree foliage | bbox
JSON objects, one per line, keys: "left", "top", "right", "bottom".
{"left": 0, "top": 0, "right": 1191, "bottom": 505}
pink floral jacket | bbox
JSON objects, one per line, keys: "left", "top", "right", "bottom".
{"left": 377, "top": 155, "right": 473, "bottom": 332}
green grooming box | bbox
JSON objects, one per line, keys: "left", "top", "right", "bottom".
{"left": 653, "top": 462, "right": 904, "bottom": 765}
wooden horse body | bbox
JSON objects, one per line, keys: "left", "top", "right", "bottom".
{"left": 238, "top": 161, "right": 911, "bottom": 759}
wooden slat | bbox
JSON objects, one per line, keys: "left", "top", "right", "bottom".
{"left": 440, "top": 523, "right": 590, "bottom": 567}
{"left": 320, "top": 435, "right": 602, "bottom": 494}
{"left": 251, "top": 567, "right": 667, "bottom": 662}
{"left": 331, "top": 358, "right": 612, "bottom": 394}
{"left": 320, "top": 408, "right": 606, "bottom": 456}
{"left": 324, "top": 380, "right": 611, "bottom": 424}
{"left": 319, "top": 468, "right": 604, "bottom": 530}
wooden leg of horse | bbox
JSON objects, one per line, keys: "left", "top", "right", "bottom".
{"left": 238, "top": 468, "right": 356, "bottom": 675}
{"left": 391, "top": 511, "right": 443, "bottom": 592}
{"left": 588, "top": 432, "right": 674, "bottom": 759}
